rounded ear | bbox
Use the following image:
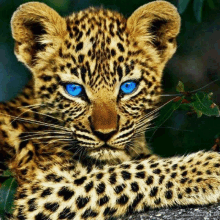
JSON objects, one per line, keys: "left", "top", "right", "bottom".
{"left": 11, "top": 2, "right": 67, "bottom": 67}
{"left": 127, "top": 0, "right": 181, "bottom": 64}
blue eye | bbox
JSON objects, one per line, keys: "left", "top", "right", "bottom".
{"left": 120, "top": 81, "right": 137, "bottom": 94}
{"left": 66, "top": 84, "right": 83, "bottom": 96}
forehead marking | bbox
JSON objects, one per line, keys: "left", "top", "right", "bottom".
{"left": 61, "top": 8, "right": 157, "bottom": 92}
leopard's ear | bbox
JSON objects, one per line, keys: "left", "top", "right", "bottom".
{"left": 127, "top": 0, "right": 181, "bottom": 65}
{"left": 11, "top": 2, "right": 66, "bottom": 67}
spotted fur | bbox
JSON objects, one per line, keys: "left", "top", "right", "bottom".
{"left": 1, "top": 1, "right": 220, "bottom": 220}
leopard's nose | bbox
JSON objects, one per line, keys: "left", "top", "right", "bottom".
{"left": 89, "top": 100, "right": 119, "bottom": 142}
{"left": 93, "top": 130, "right": 117, "bottom": 142}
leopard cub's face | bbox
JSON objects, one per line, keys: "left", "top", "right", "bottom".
{"left": 11, "top": 1, "right": 180, "bottom": 162}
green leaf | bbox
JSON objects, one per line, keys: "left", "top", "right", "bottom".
{"left": 0, "top": 170, "right": 13, "bottom": 179}
{"left": 176, "top": 81, "right": 185, "bottom": 92}
{"left": 189, "top": 91, "right": 220, "bottom": 117}
{"left": 214, "top": 132, "right": 220, "bottom": 139}
{"left": 194, "top": 108, "right": 203, "bottom": 118}
{"left": 178, "top": 0, "right": 191, "bottom": 14}
{"left": 193, "top": 0, "right": 205, "bottom": 22}
{"left": 0, "top": 177, "right": 17, "bottom": 219}
{"left": 207, "top": 0, "right": 215, "bottom": 9}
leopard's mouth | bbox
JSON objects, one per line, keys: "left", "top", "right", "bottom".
{"left": 88, "top": 144, "right": 124, "bottom": 152}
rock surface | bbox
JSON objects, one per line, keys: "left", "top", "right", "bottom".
{"left": 117, "top": 204, "right": 220, "bottom": 220}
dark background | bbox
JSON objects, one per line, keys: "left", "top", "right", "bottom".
{"left": 0, "top": 0, "right": 219, "bottom": 157}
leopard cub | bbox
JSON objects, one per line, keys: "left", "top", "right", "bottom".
{"left": 0, "top": 1, "right": 220, "bottom": 219}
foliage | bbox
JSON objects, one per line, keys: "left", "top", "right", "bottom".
{"left": 0, "top": 170, "right": 17, "bottom": 219}
{"left": 178, "top": 0, "right": 218, "bottom": 22}
{"left": 176, "top": 81, "right": 220, "bottom": 118}
{"left": 149, "top": 81, "right": 220, "bottom": 140}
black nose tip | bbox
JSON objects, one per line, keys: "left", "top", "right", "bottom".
{"left": 93, "top": 130, "right": 117, "bottom": 142}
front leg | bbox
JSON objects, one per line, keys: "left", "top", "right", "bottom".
{"left": 13, "top": 151, "right": 220, "bottom": 220}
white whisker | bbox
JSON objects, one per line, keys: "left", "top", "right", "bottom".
{"left": 21, "top": 135, "right": 72, "bottom": 143}
{"left": 22, "top": 130, "right": 72, "bottom": 135}
{"left": 0, "top": 112, "right": 70, "bottom": 132}
{"left": 17, "top": 103, "right": 46, "bottom": 109}
{"left": 21, "top": 132, "right": 71, "bottom": 139}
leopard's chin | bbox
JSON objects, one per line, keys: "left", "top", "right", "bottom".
{"left": 86, "top": 142, "right": 150, "bottom": 164}
{"left": 88, "top": 148, "right": 132, "bottom": 165}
